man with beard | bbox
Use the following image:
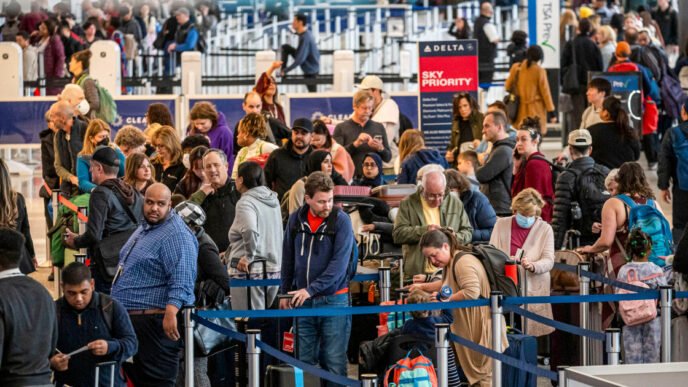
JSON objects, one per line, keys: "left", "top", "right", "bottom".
{"left": 280, "top": 172, "right": 354, "bottom": 384}
{"left": 64, "top": 146, "right": 142, "bottom": 293}
{"left": 189, "top": 149, "right": 241, "bottom": 252}
{"left": 264, "top": 117, "right": 314, "bottom": 200}
{"left": 232, "top": 91, "right": 290, "bottom": 156}
{"left": 111, "top": 183, "right": 197, "bottom": 387}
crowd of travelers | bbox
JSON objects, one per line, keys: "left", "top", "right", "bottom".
{"left": 2, "top": 0, "right": 688, "bottom": 386}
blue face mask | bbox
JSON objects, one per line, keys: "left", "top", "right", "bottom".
{"left": 515, "top": 213, "right": 536, "bottom": 229}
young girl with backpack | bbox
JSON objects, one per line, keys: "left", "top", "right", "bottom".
{"left": 616, "top": 228, "right": 667, "bottom": 364}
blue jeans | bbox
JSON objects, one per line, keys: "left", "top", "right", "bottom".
{"left": 296, "top": 293, "right": 351, "bottom": 386}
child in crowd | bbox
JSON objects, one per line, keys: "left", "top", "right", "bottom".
{"left": 402, "top": 289, "right": 463, "bottom": 386}
{"left": 616, "top": 228, "right": 667, "bottom": 364}
{"left": 457, "top": 151, "right": 480, "bottom": 191}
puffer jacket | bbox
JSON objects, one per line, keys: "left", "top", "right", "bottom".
{"left": 458, "top": 190, "right": 496, "bottom": 243}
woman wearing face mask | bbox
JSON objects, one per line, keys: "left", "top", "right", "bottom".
{"left": 490, "top": 188, "right": 554, "bottom": 341}
{"left": 175, "top": 145, "right": 209, "bottom": 199}
{"left": 187, "top": 101, "right": 234, "bottom": 173}
{"left": 76, "top": 119, "right": 125, "bottom": 193}
{"left": 70, "top": 49, "right": 100, "bottom": 119}
{"left": 446, "top": 93, "right": 483, "bottom": 166}
{"left": 286, "top": 150, "right": 348, "bottom": 214}
{"left": 352, "top": 153, "right": 385, "bottom": 188}
{"left": 511, "top": 117, "right": 553, "bottom": 221}
{"left": 123, "top": 152, "right": 155, "bottom": 195}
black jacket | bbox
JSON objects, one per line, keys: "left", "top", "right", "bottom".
{"left": 552, "top": 156, "right": 609, "bottom": 248}
{"left": 191, "top": 179, "right": 241, "bottom": 253}
{"left": 474, "top": 15, "right": 496, "bottom": 63}
{"left": 589, "top": 122, "right": 641, "bottom": 169}
{"left": 264, "top": 141, "right": 312, "bottom": 200}
{"left": 152, "top": 161, "right": 187, "bottom": 193}
{"left": 195, "top": 230, "right": 230, "bottom": 306}
{"left": 476, "top": 137, "right": 516, "bottom": 215}
{"left": 561, "top": 34, "right": 603, "bottom": 94}
{"left": 39, "top": 128, "right": 59, "bottom": 193}
{"left": 54, "top": 119, "right": 87, "bottom": 196}
{"left": 15, "top": 193, "right": 36, "bottom": 275}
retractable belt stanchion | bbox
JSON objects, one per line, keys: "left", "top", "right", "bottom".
{"left": 491, "top": 291, "right": 503, "bottom": 387}
{"left": 435, "top": 323, "right": 450, "bottom": 387}
{"left": 52, "top": 189, "right": 61, "bottom": 295}
{"left": 379, "top": 267, "right": 391, "bottom": 303}
{"left": 183, "top": 306, "right": 195, "bottom": 387}
{"left": 520, "top": 266, "right": 529, "bottom": 335}
{"left": 578, "top": 262, "right": 590, "bottom": 366}
{"left": 361, "top": 374, "right": 378, "bottom": 387}
{"left": 246, "top": 329, "right": 261, "bottom": 387}
{"left": 605, "top": 328, "right": 620, "bottom": 365}
{"left": 78, "top": 207, "right": 88, "bottom": 255}
{"left": 660, "top": 285, "right": 672, "bottom": 363}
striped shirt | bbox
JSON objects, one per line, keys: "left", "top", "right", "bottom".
{"left": 111, "top": 211, "right": 198, "bottom": 310}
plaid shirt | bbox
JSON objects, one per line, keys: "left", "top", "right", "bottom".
{"left": 111, "top": 211, "right": 198, "bottom": 310}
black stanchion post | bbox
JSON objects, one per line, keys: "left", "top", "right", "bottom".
{"left": 361, "top": 373, "right": 378, "bottom": 386}
{"left": 246, "top": 329, "right": 261, "bottom": 387}
{"left": 183, "top": 306, "right": 195, "bottom": 387}
{"left": 77, "top": 207, "right": 88, "bottom": 255}
{"left": 51, "top": 189, "right": 61, "bottom": 296}
{"left": 605, "top": 328, "right": 620, "bottom": 365}
{"left": 490, "top": 291, "right": 503, "bottom": 387}
{"left": 577, "top": 261, "right": 590, "bottom": 366}
{"left": 435, "top": 323, "right": 449, "bottom": 387}
{"left": 660, "top": 285, "right": 672, "bottom": 363}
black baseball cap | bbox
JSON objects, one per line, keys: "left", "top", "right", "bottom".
{"left": 292, "top": 118, "right": 314, "bottom": 133}
{"left": 92, "top": 146, "right": 120, "bottom": 167}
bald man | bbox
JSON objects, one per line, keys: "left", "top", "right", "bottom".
{"left": 111, "top": 183, "right": 198, "bottom": 386}
{"left": 59, "top": 84, "right": 93, "bottom": 119}
{"left": 51, "top": 100, "right": 87, "bottom": 196}
{"left": 233, "top": 91, "right": 290, "bottom": 156}
{"left": 393, "top": 169, "right": 473, "bottom": 278}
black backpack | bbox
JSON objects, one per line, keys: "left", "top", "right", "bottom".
{"left": 453, "top": 244, "right": 519, "bottom": 297}
{"left": 569, "top": 166, "right": 610, "bottom": 240}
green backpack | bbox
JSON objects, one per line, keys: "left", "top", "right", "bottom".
{"left": 77, "top": 75, "right": 118, "bottom": 124}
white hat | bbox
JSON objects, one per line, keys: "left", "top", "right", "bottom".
{"left": 359, "top": 75, "right": 384, "bottom": 91}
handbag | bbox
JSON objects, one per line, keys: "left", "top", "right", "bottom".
{"left": 503, "top": 63, "right": 521, "bottom": 122}
{"left": 562, "top": 42, "right": 581, "bottom": 94}
{"left": 194, "top": 292, "right": 235, "bottom": 356}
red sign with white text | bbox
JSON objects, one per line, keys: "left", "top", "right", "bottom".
{"left": 418, "top": 55, "right": 479, "bottom": 93}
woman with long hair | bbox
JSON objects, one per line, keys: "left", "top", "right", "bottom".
{"left": 37, "top": 18, "right": 65, "bottom": 96}
{"left": 124, "top": 152, "right": 155, "bottom": 195}
{"left": 446, "top": 93, "right": 483, "bottom": 165}
{"left": 76, "top": 119, "right": 125, "bottom": 193}
{"left": 588, "top": 96, "right": 641, "bottom": 169}
{"left": 409, "top": 228, "right": 508, "bottom": 386}
{"left": 286, "top": 150, "right": 348, "bottom": 214}
{"left": 0, "top": 158, "right": 36, "bottom": 274}
{"left": 596, "top": 25, "right": 617, "bottom": 70}
{"left": 253, "top": 61, "right": 286, "bottom": 124}
{"left": 511, "top": 117, "right": 553, "bottom": 221}
{"left": 232, "top": 113, "right": 278, "bottom": 180}
{"left": 143, "top": 103, "right": 175, "bottom": 156}
{"left": 187, "top": 101, "right": 234, "bottom": 172}
{"left": 397, "top": 129, "right": 447, "bottom": 185}
{"left": 150, "top": 125, "right": 187, "bottom": 191}
{"left": 174, "top": 145, "right": 208, "bottom": 198}
{"left": 311, "top": 120, "right": 354, "bottom": 182}
{"left": 505, "top": 45, "right": 556, "bottom": 133}
{"left": 70, "top": 49, "right": 100, "bottom": 119}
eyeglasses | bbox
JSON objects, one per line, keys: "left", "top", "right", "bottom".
{"left": 363, "top": 163, "right": 377, "bottom": 168}
{"left": 424, "top": 192, "right": 444, "bottom": 200}
{"left": 154, "top": 143, "right": 165, "bottom": 149}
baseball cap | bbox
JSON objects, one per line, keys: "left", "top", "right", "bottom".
{"left": 615, "top": 41, "right": 631, "bottom": 58}
{"left": 292, "top": 118, "right": 314, "bottom": 133}
{"left": 92, "top": 146, "right": 120, "bottom": 167}
{"left": 174, "top": 7, "right": 190, "bottom": 16}
{"left": 579, "top": 6, "right": 593, "bottom": 19}
{"left": 568, "top": 129, "right": 593, "bottom": 147}
{"left": 359, "top": 75, "right": 384, "bottom": 91}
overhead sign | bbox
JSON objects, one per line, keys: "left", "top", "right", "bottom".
{"left": 589, "top": 72, "right": 642, "bottom": 135}
{"left": 529, "top": 0, "right": 560, "bottom": 69}
{"left": 418, "top": 40, "right": 478, "bottom": 150}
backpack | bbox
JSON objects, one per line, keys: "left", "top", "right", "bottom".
{"left": 659, "top": 68, "right": 687, "bottom": 121}
{"left": 528, "top": 155, "right": 562, "bottom": 200}
{"left": 616, "top": 194, "right": 673, "bottom": 267}
{"left": 455, "top": 244, "right": 520, "bottom": 297}
{"left": 568, "top": 166, "right": 610, "bottom": 240}
{"left": 671, "top": 125, "right": 688, "bottom": 191}
{"left": 618, "top": 268, "right": 660, "bottom": 326}
{"left": 77, "top": 75, "right": 118, "bottom": 124}
{"left": 630, "top": 45, "right": 663, "bottom": 83}
{"left": 384, "top": 348, "right": 438, "bottom": 387}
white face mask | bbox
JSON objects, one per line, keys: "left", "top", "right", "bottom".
{"left": 76, "top": 99, "right": 90, "bottom": 116}
{"left": 182, "top": 153, "right": 190, "bottom": 169}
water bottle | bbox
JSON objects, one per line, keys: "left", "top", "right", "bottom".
{"left": 571, "top": 201, "right": 582, "bottom": 221}
{"left": 437, "top": 285, "right": 453, "bottom": 302}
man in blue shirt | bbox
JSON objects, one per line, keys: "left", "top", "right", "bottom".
{"left": 50, "top": 262, "right": 137, "bottom": 387}
{"left": 280, "top": 13, "right": 320, "bottom": 92}
{"left": 280, "top": 172, "right": 354, "bottom": 385}
{"left": 111, "top": 183, "right": 198, "bottom": 386}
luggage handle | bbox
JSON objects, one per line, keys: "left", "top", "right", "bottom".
{"left": 94, "top": 361, "right": 117, "bottom": 387}
{"left": 246, "top": 257, "right": 269, "bottom": 311}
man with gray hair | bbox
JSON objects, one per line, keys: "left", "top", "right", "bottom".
{"left": 393, "top": 168, "right": 473, "bottom": 278}
{"left": 333, "top": 90, "right": 392, "bottom": 176}
{"left": 51, "top": 100, "right": 87, "bottom": 196}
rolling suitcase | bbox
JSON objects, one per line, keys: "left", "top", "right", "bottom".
{"left": 94, "top": 361, "right": 117, "bottom": 387}
{"left": 502, "top": 332, "right": 537, "bottom": 387}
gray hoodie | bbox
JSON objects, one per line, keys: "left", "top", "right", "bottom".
{"left": 227, "top": 186, "right": 283, "bottom": 274}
